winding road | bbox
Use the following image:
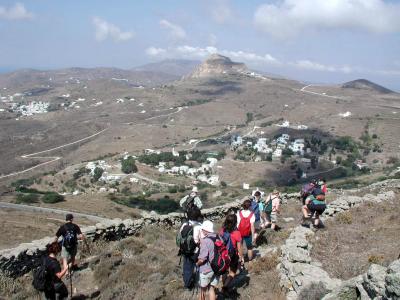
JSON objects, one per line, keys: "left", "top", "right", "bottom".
{"left": 0, "top": 202, "right": 110, "bottom": 222}
{"left": 0, "top": 128, "right": 108, "bottom": 180}
{"left": 300, "top": 84, "right": 342, "bottom": 99}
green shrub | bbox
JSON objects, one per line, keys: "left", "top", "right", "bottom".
{"left": 168, "top": 186, "right": 178, "bottom": 193}
{"left": 42, "top": 192, "right": 65, "bottom": 204}
{"left": 11, "top": 178, "right": 34, "bottom": 188}
{"left": 220, "top": 181, "right": 227, "bottom": 187}
{"left": 93, "top": 167, "right": 104, "bottom": 181}
{"left": 121, "top": 156, "right": 138, "bottom": 174}
{"left": 15, "top": 193, "right": 39, "bottom": 204}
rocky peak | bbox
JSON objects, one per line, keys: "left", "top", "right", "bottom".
{"left": 188, "top": 54, "right": 248, "bottom": 78}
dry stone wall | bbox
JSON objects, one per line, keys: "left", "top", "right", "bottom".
{"left": 279, "top": 179, "right": 400, "bottom": 300}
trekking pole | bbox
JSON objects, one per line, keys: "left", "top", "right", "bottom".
{"left": 67, "top": 263, "right": 73, "bottom": 300}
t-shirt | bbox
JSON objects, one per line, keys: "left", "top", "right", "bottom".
{"left": 198, "top": 233, "right": 216, "bottom": 274}
{"left": 236, "top": 210, "right": 255, "bottom": 226}
{"left": 44, "top": 256, "right": 62, "bottom": 284}
{"left": 179, "top": 220, "right": 202, "bottom": 245}
{"left": 56, "top": 223, "right": 82, "bottom": 244}
{"left": 229, "top": 230, "right": 242, "bottom": 250}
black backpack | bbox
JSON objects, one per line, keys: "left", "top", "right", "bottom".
{"left": 176, "top": 223, "right": 197, "bottom": 256}
{"left": 63, "top": 224, "right": 77, "bottom": 251}
{"left": 32, "top": 258, "right": 49, "bottom": 292}
{"left": 183, "top": 195, "right": 196, "bottom": 212}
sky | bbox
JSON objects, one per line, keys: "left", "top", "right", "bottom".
{"left": 1, "top": 0, "right": 400, "bottom": 90}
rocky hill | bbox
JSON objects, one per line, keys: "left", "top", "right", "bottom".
{"left": 188, "top": 54, "right": 248, "bottom": 78}
{"left": 133, "top": 59, "right": 200, "bottom": 77}
{"left": 342, "top": 79, "right": 394, "bottom": 94}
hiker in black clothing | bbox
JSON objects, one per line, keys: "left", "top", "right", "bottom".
{"left": 54, "top": 214, "right": 86, "bottom": 273}
{"left": 179, "top": 186, "right": 203, "bottom": 215}
{"left": 43, "top": 242, "right": 69, "bottom": 300}
{"left": 177, "top": 207, "right": 203, "bottom": 290}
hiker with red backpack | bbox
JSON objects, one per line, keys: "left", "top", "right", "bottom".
{"left": 196, "top": 220, "right": 220, "bottom": 300}
{"left": 237, "top": 199, "right": 256, "bottom": 261}
{"left": 302, "top": 187, "right": 327, "bottom": 228}
{"left": 219, "top": 214, "right": 244, "bottom": 296}
{"left": 176, "top": 207, "right": 203, "bottom": 290}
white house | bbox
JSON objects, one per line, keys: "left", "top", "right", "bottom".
{"left": 207, "top": 157, "right": 218, "bottom": 168}
{"left": 277, "top": 120, "right": 290, "bottom": 127}
{"left": 276, "top": 137, "right": 288, "bottom": 145}
{"left": 281, "top": 134, "right": 290, "bottom": 140}
{"left": 297, "top": 125, "right": 308, "bottom": 130}
{"left": 273, "top": 148, "right": 282, "bottom": 157}
{"left": 172, "top": 148, "right": 179, "bottom": 157}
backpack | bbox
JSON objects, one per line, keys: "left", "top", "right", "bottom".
{"left": 220, "top": 230, "right": 235, "bottom": 256}
{"left": 208, "top": 236, "right": 231, "bottom": 276}
{"left": 250, "top": 199, "right": 261, "bottom": 222}
{"left": 183, "top": 195, "right": 196, "bottom": 212}
{"left": 301, "top": 183, "right": 314, "bottom": 199}
{"left": 238, "top": 211, "right": 254, "bottom": 237}
{"left": 176, "top": 223, "right": 197, "bottom": 256}
{"left": 32, "top": 258, "right": 49, "bottom": 292}
{"left": 62, "top": 224, "right": 77, "bottom": 251}
{"left": 264, "top": 195, "right": 273, "bottom": 213}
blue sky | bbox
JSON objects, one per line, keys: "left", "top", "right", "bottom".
{"left": 1, "top": 0, "right": 400, "bottom": 90}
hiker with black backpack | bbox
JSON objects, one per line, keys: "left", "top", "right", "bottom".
{"left": 180, "top": 186, "right": 203, "bottom": 216}
{"left": 237, "top": 199, "right": 256, "bottom": 261}
{"left": 176, "top": 207, "right": 203, "bottom": 290}
{"left": 33, "top": 241, "right": 68, "bottom": 300}
{"left": 219, "top": 214, "right": 244, "bottom": 296}
{"left": 196, "top": 220, "right": 221, "bottom": 300}
{"left": 263, "top": 189, "right": 281, "bottom": 231}
{"left": 54, "top": 214, "right": 85, "bottom": 275}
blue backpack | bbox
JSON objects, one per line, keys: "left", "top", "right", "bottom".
{"left": 220, "top": 230, "right": 235, "bottom": 256}
{"left": 250, "top": 199, "right": 261, "bottom": 222}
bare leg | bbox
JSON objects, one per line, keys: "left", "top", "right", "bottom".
{"left": 199, "top": 287, "right": 206, "bottom": 300}
{"left": 209, "top": 286, "right": 216, "bottom": 300}
{"left": 248, "top": 249, "right": 253, "bottom": 261}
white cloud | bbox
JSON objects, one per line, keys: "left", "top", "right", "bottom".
{"left": 145, "top": 47, "right": 167, "bottom": 57}
{"left": 0, "top": 3, "right": 34, "bottom": 20}
{"left": 292, "top": 60, "right": 352, "bottom": 73}
{"left": 210, "top": 0, "right": 234, "bottom": 24}
{"left": 92, "top": 17, "right": 134, "bottom": 42}
{"left": 145, "top": 45, "right": 278, "bottom": 64}
{"left": 159, "top": 19, "right": 186, "bottom": 40}
{"left": 254, "top": 0, "right": 400, "bottom": 38}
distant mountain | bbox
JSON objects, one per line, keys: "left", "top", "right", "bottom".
{"left": 188, "top": 54, "right": 248, "bottom": 79}
{"left": 0, "top": 67, "right": 178, "bottom": 88}
{"left": 133, "top": 59, "right": 200, "bottom": 77}
{"left": 342, "top": 79, "right": 394, "bottom": 94}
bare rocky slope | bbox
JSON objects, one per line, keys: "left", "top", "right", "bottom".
{"left": 342, "top": 79, "right": 394, "bottom": 94}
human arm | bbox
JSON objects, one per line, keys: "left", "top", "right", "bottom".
{"left": 194, "top": 196, "right": 202, "bottom": 209}
{"left": 179, "top": 195, "right": 188, "bottom": 207}
{"left": 53, "top": 226, "right": 63, "bottom": 243}
{"left": 55, "top": 265, "right": 68, "bottom": 279}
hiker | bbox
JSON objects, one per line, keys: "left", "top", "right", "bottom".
{"left": 300, "top": 180, "right": 316, "bottom": 205}
{"left": 263, "top": 189, "right": 281, "bottom": 231}
{"left": 319, "top": 178, "right": 327, "bottom": 194}
{"left": 196, "top": 220, "right": 219, "bottom": 300}
{"left": 219, "top": 214, "right": 244, "bottom": 295}
{"left": 302, "top": 188, "right": 326, "bottom": 227}
{"left": 43, "top": 242, "right": 69, "bottom": 300}
{"left": 180, "top": 186, "right": 203, "bottom": 215}
{"left": 250, "top": 191, "right": 262, "bottom": 240}
{"left": 177, "top": 207, "right": 203, "bottom": 290}
{"left": 53, "top": 214, "right": 85, "bottom": 273}
{"left": 237, "top": 199, "right": 255, "bottom": 261}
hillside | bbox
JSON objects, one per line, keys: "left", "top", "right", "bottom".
{"left": 133, "top": 59, "right": 200, "bottom": 77}
{"left": 342, "top": 79, "right": 394, "bottom": 94}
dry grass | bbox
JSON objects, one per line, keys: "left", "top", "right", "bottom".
{"left": 249, "top": 253, "right": 279, "bottom": 275}
{"left": 311, "top": 195, "right": 400, "bottom": 279}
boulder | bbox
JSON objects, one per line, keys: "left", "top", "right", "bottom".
{"left": 362, "top": 264, "right": 387, "bottom": 298}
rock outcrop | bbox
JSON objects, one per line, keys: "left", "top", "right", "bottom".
{"left": 188, "top": 54, "right": 247, "bottom": 78}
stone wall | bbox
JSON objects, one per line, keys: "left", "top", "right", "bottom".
{"left": 279, "top": 180, "right": 399, "bottom": 300}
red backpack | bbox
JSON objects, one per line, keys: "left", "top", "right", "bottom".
{"left": 238, "top": 211, "right": 254, "bottom": 237}
{"left": 208, "top": 236, "right": 231, "bottom": 276}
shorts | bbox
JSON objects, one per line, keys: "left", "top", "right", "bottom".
{"left": 242, "top": 236, "right": 253, "bottom": 250}
{"left": 61, "top": 245, "right": 77, "bottom": 261}
{"left": 199, "top": 271, "right": 219, "bottom": 288}
{"left": 265, "top": 211, "right": 277, "bottom": 223}
{"left": 307, "top": 202, "right": 326, "bottom": 215}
